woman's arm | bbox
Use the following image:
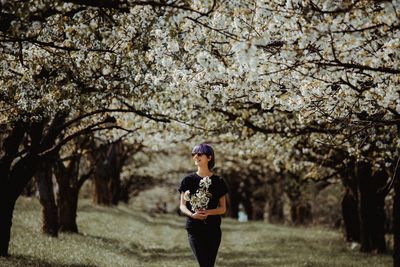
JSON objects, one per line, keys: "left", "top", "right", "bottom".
{"left": 180, "top": 192, "right": 207, "bottom": 220}
{"left": 203, "top": 195, "right": 226, "bottom": 216}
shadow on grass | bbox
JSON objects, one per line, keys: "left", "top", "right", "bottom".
{"left": 0, "top": 254, "right": 96, "bottom": 267}
{"left": 78, "top": 204, "right": 247, "bottom": 233}
{"left": 78, "top": 204, "right": 184, "bottom": 229}
{"left": 81, "top": 232, "right": 192, "bottom": 261}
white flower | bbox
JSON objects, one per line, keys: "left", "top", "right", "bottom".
{"left": 187, "top": 176, "right": 212, "bottom": 211}
{"left": 199, "top": 176, "right": 211, "bottom": 189}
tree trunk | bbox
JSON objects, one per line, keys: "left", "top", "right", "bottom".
{"left": 358, "top": 190, "right": 386, "bottom": 253}
{"left": 0, "top": 113, "right": 87, "bottom": 256}
{"left": 252, "top": 200, "right": 266, "bottom": 221}
{"left": 268, "top": 182, "right": 284, "bottom": 224}
{"left": 393, "top": 177, "right": 400, "bottom": 267}
{"left": 219, "top": 175, "right": 239, "bottom": 219}
{"left": 371, "top": 193, "right": 386, "bottom": 253}
{"left": 0, "top": 122, "right": 27, "bottom": 256}
{"left": 21, "top": 179, "right": 37, "bottom": 197}
{"left": 341, "top": 188, "right": 360, "bottom": 242}
{"left": 242, "top": 198, "right": 253, "bottom": 220}
{"left": 54, "top": 148, "right": 93, "bottom": 233}
{"left": 228, "top": 194, "right": 239, "bottom": 219}
{"left": 0, "top": 154, "right": 41, "bottom": 256}
{"left": 93, "top": 174, "right": 112, "bottom": 205}
{"left": 92, "top": 142, "right": 123, "bottom": 206}
{"left": 268, "top": 198, "right": 284, "bottom": 224}
{"left": 357, "top": 163, "right": 387, "bottom": 253}
{"left": 35, "top": 162, "right": 59, "bottom": 236}
{"left": 110, "top": 174, "right": 121, "bottom": 206}
{"left": 58, "top": 190, "right": 78, "bottom": 233}
{"left": 0, "top": 194, "right": 15, "bottom": 257}
{"left": 290, "top": 200, "right": 313, "bottom": 225}
{"left": 358, "top": 180, "right": 374, "bottom": 252}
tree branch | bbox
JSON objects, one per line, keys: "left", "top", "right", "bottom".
{"left": 316, "top": 61, "right": 400, "bottom": 74}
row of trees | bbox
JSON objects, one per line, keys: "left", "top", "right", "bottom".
{"left": 157, "top": 0, "right": 400, "bottom": 262}
{"left": 1, "top": 0, "right": 399, "bottom": 266}
{"left": 0, "top": 0, "right": 197, "bottom": 257}
{"left": 32, "top": 136, "right": 147, "bottom": 235}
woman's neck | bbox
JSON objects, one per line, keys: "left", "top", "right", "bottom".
{"left": 196, "top": 167, "right": 212, "bottom": 177}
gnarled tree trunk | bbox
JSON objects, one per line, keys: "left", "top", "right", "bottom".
{"left": 290, "top": 199, "right": 313, "bottom": 225}
{"left": 356, "top": 163, "right": 387, "bottom": 253}
{"left": 393, "top": 176, "right": 400, "bottom": 267}
{"left": 342, "top": 188, "right": 360, "bottom": 242}
{"left": 58, "top": 189, "right": 79, "bottom": 233}
{"left": 54, "top": 151, "right": 92, "bottom": 233}
{"left": 55, "top": 156, "right": 79, "bottom": 233}
{"left": 0, "top": 194, "right": 15, "bottom": 257}
{"left": 268, "top": 182, "right": 284, "bottom": 224}
{"left": 242, "top": 197, "right": 254, "bottom": 220}
{"left": 91, "top": 141, "right": 124, "bottom": 206}
{"left": 0, "top": 115, "right": 66, "bottom": 256}
{"left": 0, "top": 122, "right": 28, "bottom": 256}
{"left": 227, "top": 193, "right": 240, "bottom": 219}
{"left": 252, "top": 200, "right": 266, "bottom": 220}
{"left": 0, "top": 154, "right": 41, "bottom": 256}
{"left": 268, "top": 198, "right": 284, "bottom": 224}
{"left": 225, "top": 176, "right": 239, "bottom": 219}
{"left": 35, "top": 161, "right": 59, "bottom": 237}
{"left": 21, "top": 179, "right": 37, "bottom": 197}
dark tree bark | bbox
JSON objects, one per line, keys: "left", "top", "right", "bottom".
{"left": 252, "top": 200, "right": 266, "bottom": 220}
{"left": 91, "top": 141, "right": 125, "bottom": 206}
{"left": 250, "top": 183, "right": 268, "bottom": 221}
{"left": 93, "top": 173, "right": 111, "bottom": 205}
{"left": 54, "top": 150, "right": 92, "bottom": 233}
{"left": 290, "top": 200, "right": 313, "bottom": 225}
{"left": 0, "top": 194, "right": 15, "bottom": 257}
{"left": 268, "top": 182, "right": 284, "bottom": 224}
{"left": 0, "top": 109, "right": 133, "bottom": 256}
{"left": 0, "top": 122, "right": 27, "bottom": 257}
{"left": 221, "top": 175, "right": 238, "bottom": 219}
{"left": 227, "top": 193, "right": 239, "bottom": 219}
{"left": 371, "top": 193, "right": 386, "bottom": 253}
{"left": 0, "top": 115, "right": 66, "bottom": 256}
{"left": 57, "top": 187, "right": 79, "bottom": 233}
{"left": 54, "top": 157, "right": 79, "bottom": 233}
{"left": 0, "top": 153, "right": 41, "bottom": 256}
{"left": 35, "top": 161, "right": 59, "bottom": 236}
{"left": 393, "top": 175, "right": 400, "bottom": 267}
{"left": 341, "top": 188, "right": 360, "bottom": 242}
{"left": 242, "top": 197, "right": 254, "bottom": 220}
{"left": 219, "top": 174, "right": 239, "bottom": 219}
{"left": 356, "top": 163, "right": 387, "bottom": 253}
{"left": 283, "top": 173, "right": 312, "bottom": 225}
{"left": 21, "top": 179, "right": 37, "bottom": 197}
{"left": 268, "top": 198, "right": 284, "bottom": 224}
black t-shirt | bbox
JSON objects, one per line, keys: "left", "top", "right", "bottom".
{"left": 178, "top": 173, "right": 228, "bottom": 229}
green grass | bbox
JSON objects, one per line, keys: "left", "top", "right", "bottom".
{"left": 0, "top": 197, "right": 392, "bottom": 267}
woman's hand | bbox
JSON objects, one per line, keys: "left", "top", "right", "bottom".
{"left": 192, "top": 210, "right": 208, "bottom": 220}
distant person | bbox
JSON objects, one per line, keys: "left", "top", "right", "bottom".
{"left": 178, "top": 143, "right": 228, "bottom": 267}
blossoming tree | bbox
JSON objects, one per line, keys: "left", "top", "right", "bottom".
{"left": 0, "top": 0, "right": 216, "bottom": 256}
{"left": 141, "top": 0, "right": 399, "bottom": 262}
{"left": 1, "top": 0, "right": 399, "bottom": 265}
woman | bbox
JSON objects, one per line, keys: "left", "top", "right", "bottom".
{"left": 178, "top": 143, "right": 228, "bottom": 267}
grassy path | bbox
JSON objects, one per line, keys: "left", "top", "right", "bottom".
{"left": 0, "top": 197, "right": 392, "bottom": 267}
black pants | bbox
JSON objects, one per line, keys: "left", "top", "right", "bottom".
{"left": 187, "top": 227, "right": 222, "bottom": 267}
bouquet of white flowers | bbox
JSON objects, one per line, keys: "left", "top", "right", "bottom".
{"left": 184, "top": 176, "right": 212, "bottom": 211}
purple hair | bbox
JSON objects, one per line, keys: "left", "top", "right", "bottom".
{"left": 192, "top": 143, "right": 215, "bottom": 169}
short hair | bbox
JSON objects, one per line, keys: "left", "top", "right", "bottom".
{"left": 192, "top": 143, "right": 215, "bottom": 169}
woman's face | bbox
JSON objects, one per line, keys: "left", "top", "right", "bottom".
{"left": 192, "top": 153, "right": 210, "bottom": 168}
